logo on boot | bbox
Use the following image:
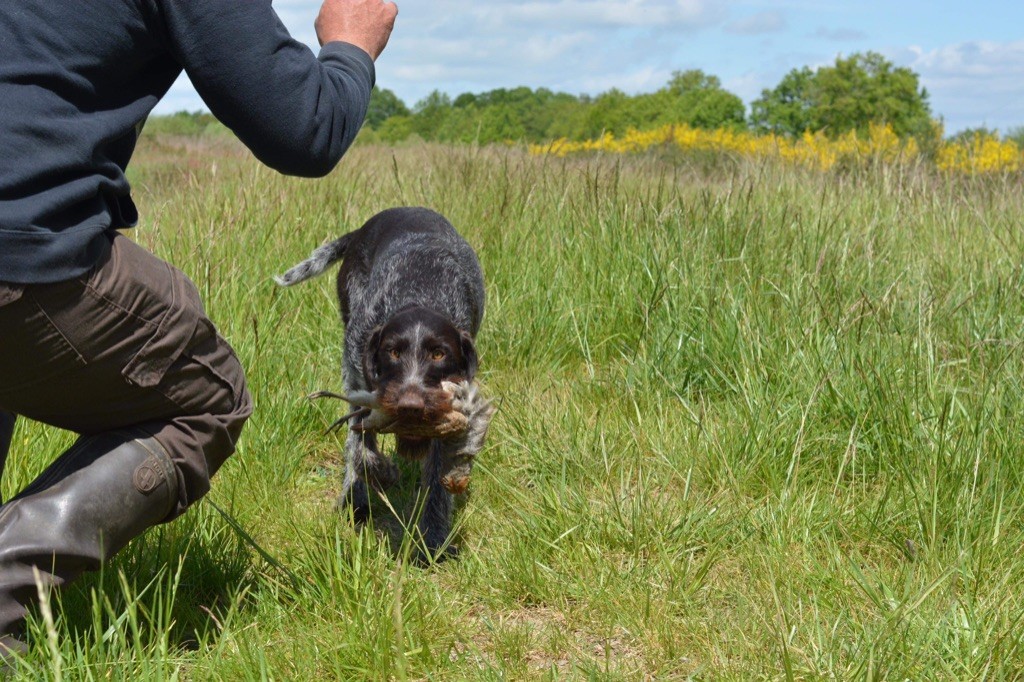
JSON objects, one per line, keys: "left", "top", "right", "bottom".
{"left": 133, "top": 456, "right": 165, "bottom": 494}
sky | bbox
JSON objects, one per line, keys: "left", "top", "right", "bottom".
{"left": 153, "top": 0, "right": 1024, "bottom": 135}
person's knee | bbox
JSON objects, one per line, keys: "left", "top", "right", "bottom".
{"left": 217, "top": 377, "right": 253, "bottom": 459}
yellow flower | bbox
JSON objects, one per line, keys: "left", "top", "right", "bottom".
{"left": 936, "top": 132, "right": 1021, "bottom": 174}
{"left": 528, "top": 122, "right": 1024, "bottom": 176}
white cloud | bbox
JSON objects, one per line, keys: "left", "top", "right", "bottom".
{"left": 575, "top": 65, "right": 673, "bottom": 94}
{"left": 521, "top": 32, "right": 598, "bottom": 63}
{"left": 394, "top": 31, "right": 595, "bottom": 68}
{"left": 908, "top": 40, "right": 1024, "bottom": 81}
{"left": 365, "top": 0, "right": 731, "bottom": 105}
{"left": 472, "top": 0, "right": 722, "bottom": 28}
{"left": 904, "top": 41, "right": 1024, "bottom": 131}
{"left": 723, "top": 71, "right": 767, "bottom": 103}
{"left": 154, "top": 1, "right": 731, "bottom": 113}
{"left": 725, "top": 11, "right": 786, "bottom": 36}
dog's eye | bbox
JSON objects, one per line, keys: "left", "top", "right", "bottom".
{"left": 389, "top": 349, "right": 401, "bottom": 360}
{"left": 431, "top": 349, "right": 446, "bottom": 361}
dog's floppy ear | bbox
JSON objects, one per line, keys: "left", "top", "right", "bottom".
{"left": 362, "top": 326, "right": 384, "bottom": 388}
{"left": 460, "top": 331, "right": 479, "bottom": 381}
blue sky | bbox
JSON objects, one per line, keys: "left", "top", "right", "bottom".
{"left": 154, "top": 0, "right": 1024, "bottom": 134}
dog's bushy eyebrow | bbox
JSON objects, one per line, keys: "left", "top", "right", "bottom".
{"left": 380, "top": 323, "right": 459, "bottom": 363}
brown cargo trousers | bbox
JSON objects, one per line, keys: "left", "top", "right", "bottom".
{"left": 0, "top": 232, "right": 251, "bottom": 518}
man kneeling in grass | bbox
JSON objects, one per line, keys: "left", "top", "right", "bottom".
{"left": 0, "top": 0, "right": 397, "bottom": 657}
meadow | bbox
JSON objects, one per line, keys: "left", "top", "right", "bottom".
{"left": 5, "top": 133, "right": 1024, "bottom": 679}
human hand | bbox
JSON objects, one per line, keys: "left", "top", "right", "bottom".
{"left": 315, "top": 0, "right": 398, "bottom": 60}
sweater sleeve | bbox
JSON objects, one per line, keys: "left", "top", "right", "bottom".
{"left": 157, "top": 0, "right": 375, "bottom": 177}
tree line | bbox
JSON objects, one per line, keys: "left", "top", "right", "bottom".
{"left": 149, "top": 51, "right": 1023, "bottom": 147}
{"left": 361, "top": 51, "right": 1022, "bottom": 148}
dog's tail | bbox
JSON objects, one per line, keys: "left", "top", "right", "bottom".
{"left": 274, "top": 233, "right": 355, "bottom": 287}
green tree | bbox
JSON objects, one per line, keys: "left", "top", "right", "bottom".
{"left": 433, "top": 106, "right": 481, "bottom": 143}
{"left": 411, "top": 90, "right": 453, "bottom": 139}
{"left": 362, "top": 72, "right": 745, "bottom": 144}
{"left": 751, "top": 52, "right": 932, "bottom": 138}
{"left": 750, "top": 67, "right": 814, "bottom": 135}
{"left": 571, "top": 70, "right": 746, "bottom": 137}
{"left": 812, "top": 52, "right": 931, "bottom": 137}
{"left": 450, "top": 87, "right": 582, "bottom": 142}
{"left": 475, "top": 106, "right": 527, "bottom": 142}
{"left": 951, "top": 126, "right": 999, "bottom": 143}
{"left": 365, "top": 87, "right": 409, "bottom": 129}
{"left": 452, "top": 92, "right": 478, "bottom": 109}
{"left": 578, "top": 88, "right": 633, "bottom": 138}
{"left": 656, "top": 70, "right": 746, "bottom": 129}
{"left": 376, "top": 115, "right": 415, "bottom": 143}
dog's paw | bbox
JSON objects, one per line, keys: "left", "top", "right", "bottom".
{"left": 335, "top": 485, "right": 371, "bottom": 524}
{"left": 413, "top": 543, "right": 460, "bottom": 566}
{"left": 336, "top": 499, "right": 371, "bottom": 525}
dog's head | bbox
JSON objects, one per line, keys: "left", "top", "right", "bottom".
{"left": 361, "top": 306, "right": 478, "bottom": 425}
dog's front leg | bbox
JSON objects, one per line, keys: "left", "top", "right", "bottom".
{"left": 337, "top": 427, "right": 398, "bottom": 522}
{"left": 417, "top": 441, "right": 457, "bottom": 561}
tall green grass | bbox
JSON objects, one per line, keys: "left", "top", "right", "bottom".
{"left": 6, "top": 137, "right": 1024, "bottom": 679}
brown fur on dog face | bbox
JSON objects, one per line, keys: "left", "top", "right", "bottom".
{"left": 362, "top": 306, "right": 477, "bottom": 449}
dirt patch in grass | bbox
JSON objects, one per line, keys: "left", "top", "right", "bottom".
{"left": 448, "top": 604, "right": 656, "bottom": 676}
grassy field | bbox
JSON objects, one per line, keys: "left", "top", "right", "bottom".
{"left": 6, "top": 135, "right": 1024, "bottom": 679}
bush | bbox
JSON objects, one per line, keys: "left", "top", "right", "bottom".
{"left": 1004, "top": 126, "right": 1024, "bottom": 147}
{"left": 141, "top": 111, "right": 227, "bottom": 137}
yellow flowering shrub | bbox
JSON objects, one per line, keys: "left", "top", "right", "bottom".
{"left": 936, "top": 132, "right": 1022, "bottom": 174}
{"left": 530, "top": 123, "right": 1022, "bottom": 175}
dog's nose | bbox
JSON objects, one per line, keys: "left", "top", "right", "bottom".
{"left": 395, "top": 392, "right": 426, "bottom": 417}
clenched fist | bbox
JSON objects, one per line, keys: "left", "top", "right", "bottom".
{"left": 316, "top": 0, "right": 398, "bottom": 61}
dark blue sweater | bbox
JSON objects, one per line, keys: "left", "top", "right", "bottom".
{"left": 0, "top": 0, "right": 375, "bottom": 284}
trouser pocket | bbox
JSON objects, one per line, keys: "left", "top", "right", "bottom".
{"left": 0, "top": 233, "right": 251, "bottom": 515}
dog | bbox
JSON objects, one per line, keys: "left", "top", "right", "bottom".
{"left": 275, "top": 207, "right": 493, "bottom": 559}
